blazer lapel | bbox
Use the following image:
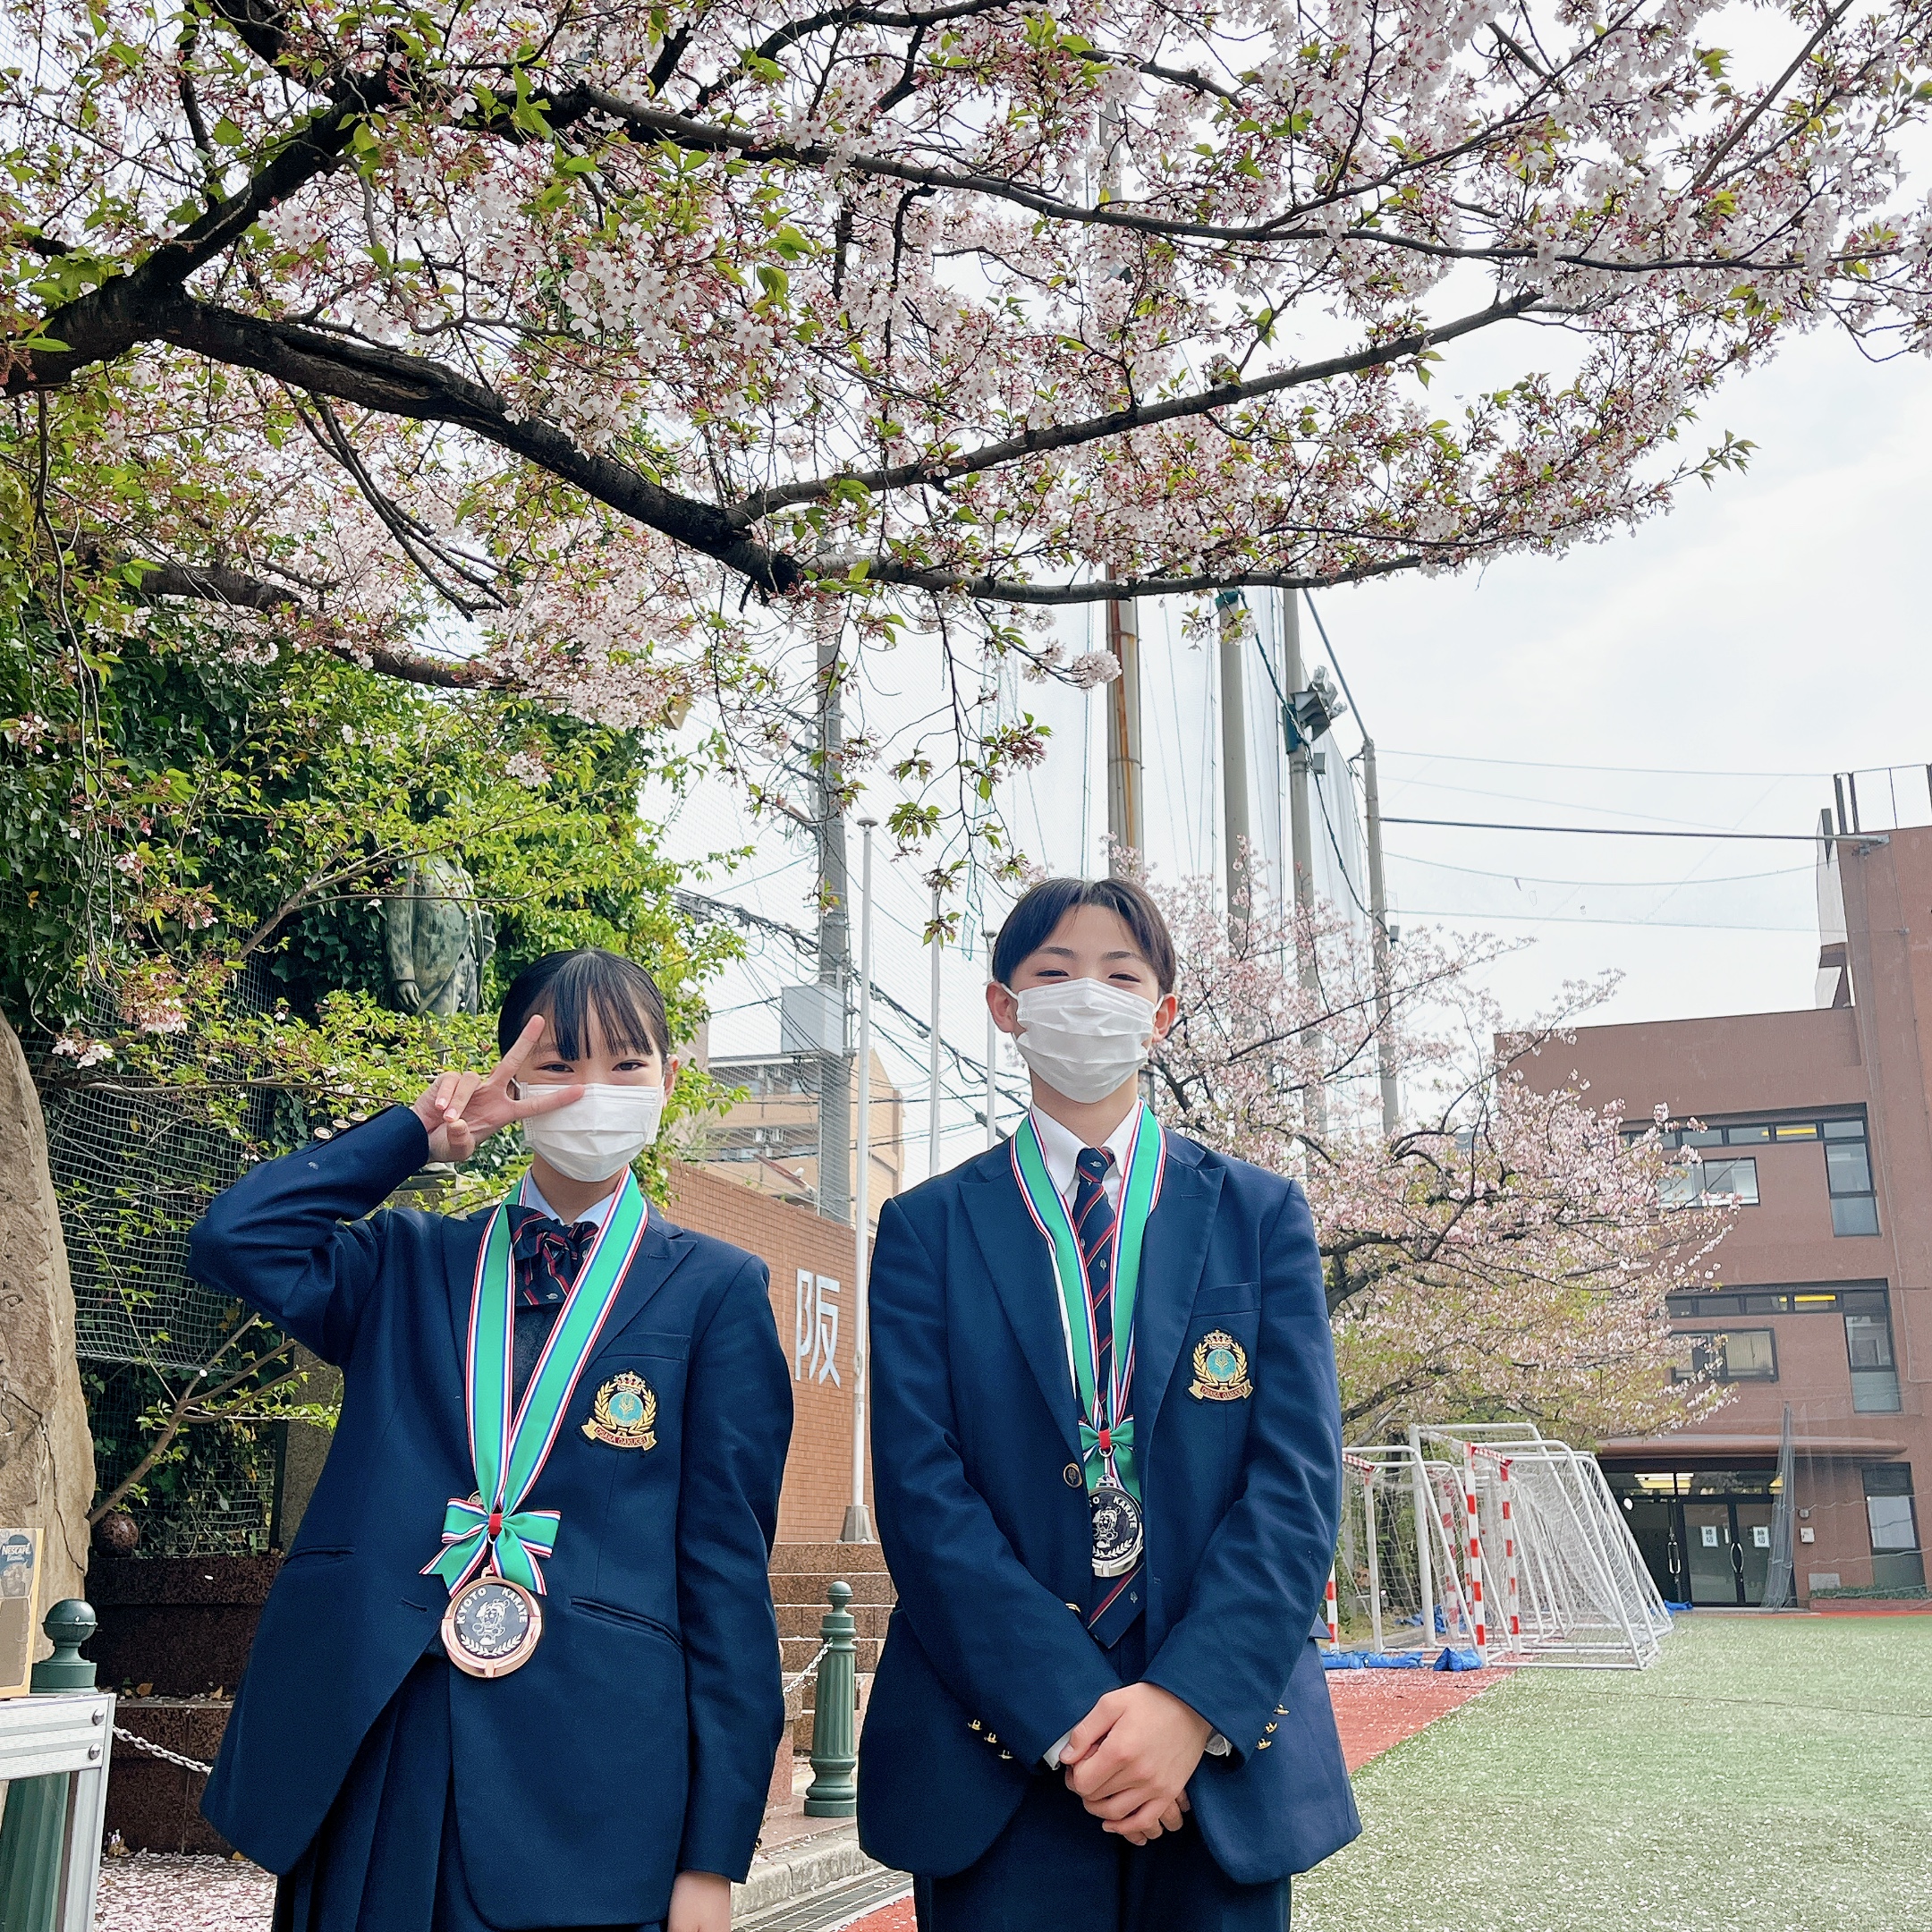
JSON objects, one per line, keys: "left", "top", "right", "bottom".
{"left": 582, "top": 1218, "right": 696, "bottom": 1366}
{"left": 960, "top": 1162, "right": 1082, "bottom": 1461}
{"left": 1131, "top": 1153, "right": 1222, "bottom": 1466}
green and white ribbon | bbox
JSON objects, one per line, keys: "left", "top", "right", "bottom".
{"left": 423, "top": 1172, "right": 648, "bottom": 1595}
{"left": 1010, "top": 1105, "right": 1165, "bottom": 1505}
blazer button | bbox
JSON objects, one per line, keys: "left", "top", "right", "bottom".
{"left": 1063, "top": 1462, "right": 1082, "bottom": 1487}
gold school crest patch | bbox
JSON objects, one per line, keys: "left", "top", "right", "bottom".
{"left": 582, "top": 1370, "right": 657, "bottom": 1450}
{"left": 1189, "top": 1331, "right": 1253, "bottom": 1402}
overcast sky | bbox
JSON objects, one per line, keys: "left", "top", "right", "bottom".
{"left": 662, "top": 319, "right": 1932, "bottom": 1180}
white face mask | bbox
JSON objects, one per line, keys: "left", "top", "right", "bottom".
{"left": 517, "top": 1082, "right": 665, "bottom": 1183}
{"left": 1009, "top": 980, "right": 1158, "bottom": 1105}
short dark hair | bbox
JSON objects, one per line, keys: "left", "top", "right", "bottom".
{"left": 499, "top": 948, "right": 672, "bottom": 1061}
{"left": 991, "top": 878, "right": 1177, "bottom": 993}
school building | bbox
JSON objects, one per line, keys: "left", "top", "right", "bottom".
{"left": 1525, "top": 816, "right": 1929, "bottom": 1606}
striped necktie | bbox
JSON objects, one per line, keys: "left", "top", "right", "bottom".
{"left": 1072, "top": 1146, "right": 1143, "bottom": 1645}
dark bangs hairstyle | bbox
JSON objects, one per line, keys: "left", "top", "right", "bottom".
{"left": 499, "top": 948, "right": 672, "bottom": 1062}
{"left": 991, "top": 878, "right": 1177, "bottom": 994}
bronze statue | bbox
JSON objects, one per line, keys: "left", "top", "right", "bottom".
{"left": 384, "top": 856, "right": 495, "bottom": 1016}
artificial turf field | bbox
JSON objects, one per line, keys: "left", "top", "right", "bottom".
{"left": 1293, "top": 1613, "right": 1932, "bottom": 1932}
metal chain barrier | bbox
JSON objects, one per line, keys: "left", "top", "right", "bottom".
{"left": 113, "top": 1727, "right": 213, "bottom": 1775}
{"left": 782, "top": 1640, "right": 830, "bottom": 1697}
{"left": 110, "top": 1648, "right": 833, "bottom": 1777}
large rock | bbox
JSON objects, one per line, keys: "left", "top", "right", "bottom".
{"left": 0, "top": 1010, "right": 95, "bottom": 1626}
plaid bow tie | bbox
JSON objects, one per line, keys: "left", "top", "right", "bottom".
{"left": 508, "top": 1207, "right": 600, "bottom": 1307}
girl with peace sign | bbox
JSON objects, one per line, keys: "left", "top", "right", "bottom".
{"left": 188, "top": 948, "right": 793, "bottom": 1932}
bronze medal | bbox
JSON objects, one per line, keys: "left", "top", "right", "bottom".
{"left": 441, "top": 1573, "right": 543, "bottom": 1678}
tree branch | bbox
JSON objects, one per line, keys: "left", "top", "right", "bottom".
{"left": 737, "top": 292, "right": 1542, "bottom": 518}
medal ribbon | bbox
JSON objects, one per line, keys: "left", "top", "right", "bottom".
{"left": 423, "top": 1171, "right": 649, "bottom": 1596}
{"left": 1012, "top": 1105, "right": 1165, "bottom": 1506}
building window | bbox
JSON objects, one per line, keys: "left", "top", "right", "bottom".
{"left": 1845, "top": 1311, "right": 1902, "bottom": 1413}
{"left": 1823, "top": 1121, "right": 1880, "bottom": 1234}
{"left": 1671, "top": 1330, "right": 1777, "bottom": 1383}
{"left": 1632, "top": 1111, "right": 1879, "bottom": 1235}
{"left": 1668, "top": 1283, "right": 1889, "bottom": 1319}
{"left": 1863, "top": 1465, "right": 1924, "bottom": 1593}
{"left": 1660, "top": 1157, "right": 1759, "bottom": 1209}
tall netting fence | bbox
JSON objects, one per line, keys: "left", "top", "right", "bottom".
{"left": 38, "top": 999, "right": 291, "bottom": 1556}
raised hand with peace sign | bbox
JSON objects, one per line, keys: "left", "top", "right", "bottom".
{"left": 409, "top": 1015, "right": 583, "bottom": 1165}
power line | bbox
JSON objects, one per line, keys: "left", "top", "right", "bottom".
{"left": 1381, "top": 749, "right": 1832, "bottom": 781}
{"left": 1381, "top": 817, "right": 1878, "bottom": 845}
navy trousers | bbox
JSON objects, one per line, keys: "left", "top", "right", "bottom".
{"left": 272, "top": 1656, "right": 661, "bottom": 1932}
{"left": 912, "top": 1625, "right": 1292, "bottom": 1932}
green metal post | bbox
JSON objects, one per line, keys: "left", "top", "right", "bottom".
{"left": 0, "top": 1602, "right": 99, "bottom": 1932}
{"left": 802, "top": 1581, "right": 857, "bottom": 1818}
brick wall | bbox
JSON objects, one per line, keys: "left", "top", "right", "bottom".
{"left": 662, "top": 1162, "right": 874, "bottom": 1544}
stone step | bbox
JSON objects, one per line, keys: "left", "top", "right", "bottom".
{"left": 783, "top": 1634, "right": 882, "bottom": 1673}
{"left": 769, "top": 1570, "right": 897, "bottom": 1608}
{"left": 770, "top": 1542, "right": 894, "bottom": 1576}
{"left": 731, "top": 1821, "right": 892, "bottom": 1927}
{"left": 777, "top": 1601, "right": 891, "bottom": 1640}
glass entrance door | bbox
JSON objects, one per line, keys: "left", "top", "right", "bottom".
{"left": 1735, "top": 1502, "right": 1773, "bottom": 1603}
{"left": 1684, "top": 1504, "right": 1737, "bottom": 1604}
{"left": 1683, "top": 1500, "right": 1773, "bottom": 1605}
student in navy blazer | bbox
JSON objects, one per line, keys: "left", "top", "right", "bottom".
{"left": 857, "top": 880, "right": 1359, "bottom": 1931}
{"left": 189, "top": 950, "right": 792, "bottom": 1932}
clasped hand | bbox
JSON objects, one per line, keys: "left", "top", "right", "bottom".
{"left": 1059, "top": 1682, "right": 1210, "bottom": 1846}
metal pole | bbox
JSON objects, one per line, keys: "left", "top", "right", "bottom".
{"left": 1216, "top": 591, "right": 1251, "bottom": 919}
{"left": 928, "top": 886, "right": 945, "bottom": 1178}
{"left": 1362, "top": 736, "right": 1399, "bottom": 1138}
{"left": 803, "top": 1581, "right": 859, "bottom": 1815}
{"left": 1364, "top": 1476, "right": 1385, "bottom": 1657}
{"left": 985, "top": 990, "right": 999, "bottom": 1148}
{"left": 1106, "top": 592, "right": 1143, "bottom": 869}
{"left": 815, "top": 633, "right": 852, "bottom": 1224}
{"left": 1409, "top": 1424, "right": 1434, "bottom": 1647}
{"left": 842, "top": 820, "right": 878, "bottom": 1543}
{"left": 1284, "top": 594, "right": 1324, "bottom": 1136}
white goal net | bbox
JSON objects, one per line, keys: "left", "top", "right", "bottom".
{"left": 1334, "top": 1425, "right": 1670, "bottom": 1669}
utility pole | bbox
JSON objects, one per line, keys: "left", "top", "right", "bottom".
{"left": 983, "top": 916, "right": 1001, "bottom": 1148}
{"left": 1284, "top": 594, "right": 1318, "bottom": 956}
{"left": 1098, "top": 106, "right": 1142, "bottom": 877}
{"left": 1105, "top": 598, "right": 1143, "bottom": 868}
{"left": 843, "top": 818, "right": 879, "bottom": 1544}
{"left": 1216, "top": 590, "right": 1251, "bottom": 919}
{"left": 1361, "top": 737, "right": 1400, "bottom": 1139}
{"left": 1284, "top": 593, "right": 1325, "bottom": 1139}
{"left": 927, "top": 886, "right": 945, "bottom": 1178}
{"left": 814, "top": 633, "right": 852, "bottom": 1224}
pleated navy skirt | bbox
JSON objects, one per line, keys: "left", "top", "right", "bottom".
{"left": 273, "top": 1654, "right": 661, "bottom": 1932}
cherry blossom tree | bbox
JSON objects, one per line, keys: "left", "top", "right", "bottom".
{"left": 1148, "top": 873, "right": 1733, "bottom": 1443}
{"left": 4, "top": 0, "right": 1930, "bottom": 845}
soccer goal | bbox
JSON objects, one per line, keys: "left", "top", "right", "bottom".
{"left": 1333, "top": 1426, "right": 1671, "bottom": 1670}
{"left": 1335, "top": 1444, "right": 1486, "bottom": 1660}
{"left": 1421, "top": 1425, "right": 1670, "bottom": 1669}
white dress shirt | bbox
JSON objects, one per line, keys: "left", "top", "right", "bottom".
{"left": 519, "top": 1173, "right": 620, "bottom": 1227}
{"left": 1027, "top": 1102, "right": 1141, "bottom": 1395}
{"left": 1026, "top": 1105, "right": 1228, "bottom": 1765}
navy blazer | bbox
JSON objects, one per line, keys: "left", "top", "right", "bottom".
{"left": 187, "top": 1106, "right": 792, "bottom": 1928}
{"left": 856, "top": 1130, "right": 1360, "bottom": 1885}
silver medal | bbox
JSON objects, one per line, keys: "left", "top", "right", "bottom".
{"left": 1089, "top": 1484, "right": 1144, "bottom": 1578}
